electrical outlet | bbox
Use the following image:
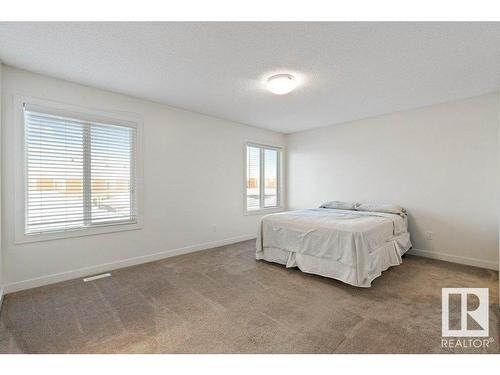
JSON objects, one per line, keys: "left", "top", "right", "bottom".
{"left": 426, "top": 231, "right": 434, "bottom": 240}
{"left": 212, "top": 224, "right": 217, "bottom": 232}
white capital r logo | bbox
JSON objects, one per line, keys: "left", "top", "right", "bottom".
{"left": 442, "top": 288, "right": 489, "bottom": 337}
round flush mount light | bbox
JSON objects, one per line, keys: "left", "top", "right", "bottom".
{"left": 266, "top": 74, "right": 298, "bottom": 95}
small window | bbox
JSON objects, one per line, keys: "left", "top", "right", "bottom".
{"left": 246, "top": 143, "right": 282, "bottom": 212}
{"left": 23, "top": 103, "right": 138, "bottom": 236}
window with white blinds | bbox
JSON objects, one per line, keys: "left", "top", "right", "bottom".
{"left": 24, "top": 105, "right": 137, "bottom": 235}
{"left": 246, "top": 143, "right": 281, "bottom": 212}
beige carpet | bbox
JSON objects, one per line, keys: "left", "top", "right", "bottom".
{"left": 0, "top": 240, "right": 498, "bottom": 353}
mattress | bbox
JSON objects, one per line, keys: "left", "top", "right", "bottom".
{"left": 255, "top": 208, "right": 412, "bottom": 287}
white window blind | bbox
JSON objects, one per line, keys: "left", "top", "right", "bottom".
{"left": 264, "top": 148, "right": 278, "bottom": 208}
{"left": 24, "top": 105, "right": 137, "bottom": 235}
{"left": 246, "top": 146, "right": 261, "bottom": 210}
{"left": 246, "top": 143, "right": 281, "bottom": 211}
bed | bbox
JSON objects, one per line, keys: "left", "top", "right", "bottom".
{"left": 255, "top": 203, "right": 412, "bottom": 287}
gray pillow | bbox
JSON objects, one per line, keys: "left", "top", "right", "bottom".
{"left": 319, "top": 201, "right": 358, "bottom": 210}
{"left": 356, "top": 203, "right": 407, "bottom": 216}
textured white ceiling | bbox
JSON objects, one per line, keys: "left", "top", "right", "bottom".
{"left": 0, "top": 22, "right": 499, "bottom": 133}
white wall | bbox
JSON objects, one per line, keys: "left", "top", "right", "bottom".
{"left": 287, "top": 93, "right": 499, "bottom": 270}
{"left": 0, "top": 62, "right": 3, "bottom": 303}
{"left": 1, "top": 66, "right": 285, "bottom": 291}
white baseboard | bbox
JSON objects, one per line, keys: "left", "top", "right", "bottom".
{"left": 3, "top": 234, "right": 256, "bottom": 294}
{"left": 408, "top": 248, "right": 499, "bottom": 271}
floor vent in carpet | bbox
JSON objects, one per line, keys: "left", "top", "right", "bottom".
{"left": 83, "top": 273, "right": 112, "bottom": 282}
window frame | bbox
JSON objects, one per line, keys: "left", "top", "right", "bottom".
{"left": 244, "top": 141, "right": 284, "bottom": 215}
{"left": 14, "top": 96, "right": 144, "bottom": 244}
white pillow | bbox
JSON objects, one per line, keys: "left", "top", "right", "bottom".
{"left": 356, "top": 203, "right": 406, "bottom": 216}
{"left": 319, "top": 201, "right": 358, "bottom": 210}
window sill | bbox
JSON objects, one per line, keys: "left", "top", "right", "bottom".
{"left": 244, "top": 207, "right": 285, "bottom": 216}
{"left": 15, "top": 221, "right": 143, "bottom": 244}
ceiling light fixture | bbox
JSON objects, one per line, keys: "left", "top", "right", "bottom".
{"left": 266, "top": 74, "right": 298, "bottom": 95}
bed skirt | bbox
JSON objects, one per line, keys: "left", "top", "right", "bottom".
{"left": 256, "top": 232, "right": 411, "bottom": 288}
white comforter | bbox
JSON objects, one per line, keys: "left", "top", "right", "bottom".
{"left": 256, "top": 208, "right": 410, "bottom": 286}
